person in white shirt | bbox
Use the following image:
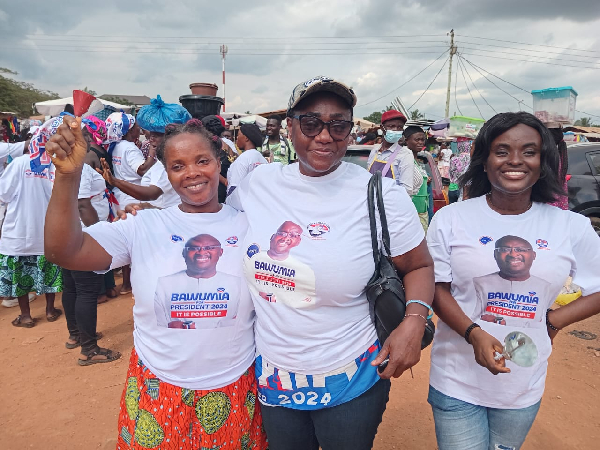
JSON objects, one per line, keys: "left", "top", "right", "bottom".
{"left": 0, "top": 140, "right": 29, "bottom": 235}
{"left": 437, "top": 142, "right": 452, "bottom": 179}
{"left": 427, "top": 111, "right": 600, "bottom": 450}
{"left": 367, "top": 110, "right": 414, "bottom": 194}
{"left": 226, "top": 123, "right": 267, "bottom": 197}
{"left": 227, "top": 76, "right": 434, "bottom": 450}
{"left": 44, "top": 117, "right": 267, "bottom": 448}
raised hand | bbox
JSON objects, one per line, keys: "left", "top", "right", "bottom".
{"left": 46, "top": 115, "right": 88, "bottom": 175}
{"left": 97, "top": 158, "right": 115, "bottom": 185}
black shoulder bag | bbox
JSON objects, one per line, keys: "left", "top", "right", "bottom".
{"left": 365, "top": 171, "right": 435, "bottom": 349}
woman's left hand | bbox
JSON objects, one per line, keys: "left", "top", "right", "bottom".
{"left": 371, "top": 315, "right": 425, "bottom": 379}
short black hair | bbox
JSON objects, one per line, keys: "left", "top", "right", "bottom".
{"left": 460, "top": 112, "right": 564, "bottom": 203}
{"left": 240, "top": 123, "right": 264, "bottom": 148}
{"left": 63, "top": 104, "right": 75, "bottom": 115}
{"left": 201, "top": 115, "right": 225, "bottom": 137}
{"left": 157, "top": 119, "right": 221, "bottom": 165}
{"left": 495, "top": 235, "right": 532, "bottom": 249}
{"left": 267, "top": 115, "right": 282, "bottom": 124}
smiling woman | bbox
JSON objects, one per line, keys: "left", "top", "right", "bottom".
{"left": 43, "top": 116, "right": 267, "bottom": 449}
{"left": 426, "top": 112, "right": 600, "bottom": 450}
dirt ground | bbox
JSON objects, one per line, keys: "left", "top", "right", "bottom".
{"left": 1, "top": 278, "right": 599, "bottom": 450}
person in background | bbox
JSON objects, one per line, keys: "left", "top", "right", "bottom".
{"left": 263, "top": 115, "right": 295, "bottom": 164}
{"left": 226, "top": 123, "right": 267, "bottom": 196}
{"left": 202, "top": 115, "right": 236, "bottom": 203}
{"left": 0, "top": 118, "right": 63, "bottom": 327}
{"left": 63, "top": 104, "right": 75, "bottom": 115}
{"left": 367, "top": 110, "right": 412, "bottom": 194}
{"left": 403, "top": 126, "right": 429, "bottom": 231}
{"left": 361, "top": 132, "right": 377, "bottom": 145}
{"left": 45, "top": 116, "right": 267, "bottom": 449}
{"left": 448, "top": 139, "right": 472, "bottom": 204}
{"left": 426, "top": 111, "right": 600, "bottom": 450}
{"left": 438, "top": 142, "right": 452, "bottom": 179}
{"left": 219, "top": 122, "right": 239, "bottom": 156}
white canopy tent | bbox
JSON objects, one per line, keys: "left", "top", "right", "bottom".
{"left": 34, "top": 96, "right": 133, "bottom": 117}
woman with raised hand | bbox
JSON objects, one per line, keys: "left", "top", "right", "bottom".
{"left": 426, "top": 112, "right": 600, "bottom": 450}
{"left": 44, "top": 117, "right": 267, "bottom": 449}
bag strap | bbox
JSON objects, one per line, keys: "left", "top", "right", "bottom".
{"left": 381, "top": 143, "right": 401, "bottom": 178}
{"left": 374, "top": 172, "right": 392, "bottom": 256}
{"left": 367, "top": 173, "right": 381, "bottom": 268}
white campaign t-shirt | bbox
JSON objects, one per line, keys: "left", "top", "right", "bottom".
{"left": 0, "top": 142, "right": 26, "bottom": 177}
{"left": 111, "top": 140, "right": 145, "bottom": 207}
{"left": 141, "top": 161, "right": 180, "bottom": 209}
{"left": 227, "top": 162, "right": 424, "bottom": 374}
{"left": 85, "top": 204, "right": 255, "bottom": 390}
{"left": 0, "top": 155, "right": 55, "bottom": 256}
{"left": 427, "top": 195, "right": 600, "bottom": 409}
{"left": 226, "top": 149, "right": 267, "bottom": 197}
{"left": 78, "top": 163, "right": 109, "bottom": 225}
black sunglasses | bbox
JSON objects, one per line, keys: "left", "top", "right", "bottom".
{"left": 292, "top": 115, "right": 353, "bottom": 141}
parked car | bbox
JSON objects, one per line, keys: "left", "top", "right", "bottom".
{"left": 342, "top": 145, "right": 448, "bottom": 213}
{"left": 567, "top": 142, "right": 600, "bottom": 236}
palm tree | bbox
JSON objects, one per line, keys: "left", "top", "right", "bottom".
{"left": 574, "top": 117, "right": 592, "bottom": 127}
{"left": 409, "top": 109, "right": 424, "bottom": 120}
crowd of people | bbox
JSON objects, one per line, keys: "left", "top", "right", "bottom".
{"left": 1, "top": 74, "right": 599, "bottom": 450}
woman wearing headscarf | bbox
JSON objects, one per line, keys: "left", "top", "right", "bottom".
{"left": 0, "top": 117, "right": 64, "bottom": 327}
{"left": 448, "top": 139, "right": 472, "bottom": 203}
{"left": 403, "top": 125, "right": 430, "bottom": 232}
{"left": 426, "top": 112, "right": 600, "bottom": 450}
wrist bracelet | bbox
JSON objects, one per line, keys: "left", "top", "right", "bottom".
{"left": 405, "top": 313, "right": 428, "bottom": 323}
{"left": 406, "top": 300, "right": 434, "bottom": 320}
{"left": 464, "top": 323, "right": 481, "bottom": 344}
{"left": 546, "top": 308, "right": 559, "bottom": 331}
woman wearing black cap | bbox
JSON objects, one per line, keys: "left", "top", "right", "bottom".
{"left": 403, "top": 125, "right": 430, "bottom": 232}
{"left": 226, "top": 76, "right": 435, "bottom": 449}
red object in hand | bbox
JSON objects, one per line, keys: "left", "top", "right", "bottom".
{"left": 72, "top": 90, "right": 96, "bottom": 116}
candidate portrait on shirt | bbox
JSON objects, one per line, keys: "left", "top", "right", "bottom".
{"left": 473, "top": 235, "right": 551, "bottom": 327}
{"left": 154, "top": 233, "right": 241, "bottom": 329}
{"left": 247, "top": 220, "right": 317, "bottom": 309}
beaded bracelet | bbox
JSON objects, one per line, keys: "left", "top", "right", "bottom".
{"left": 546, "top": 308, "right": 559, "bottom": 331}
{"left": 464, "top": 323, "right": 481, "bottom": 344}
{"left": 406, "top": 300, "right": 434, "bottom": 319}
{"left": 405, "top": 313, "right": 428, "bottom": 323}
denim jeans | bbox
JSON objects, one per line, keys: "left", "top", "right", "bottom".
{"left": 61, "top": 268, "right": 103, "bottom": 353}
{"left": 428, "top": 385, "right": 541, "bottom": 450}
{"left": 261, "top": 378, "right": 390, "bottom": 450}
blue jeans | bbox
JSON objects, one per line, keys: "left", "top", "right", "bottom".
{"left": 428, "top": 386, "right": 541, "bottom": 450}
{"left": 261, "top": 378, "right": 390, "bottom": 450}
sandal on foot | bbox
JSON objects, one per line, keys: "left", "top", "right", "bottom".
{"left": 119, "top": 286, "right": 132, "bottom": 295}
{"left": 46, "top": 308, "right": 63, "bottom": 322}
{"left": 12, "top": 315, "right": 35, "bottom": 328}
{"left": 78, "top": 347, "right": 121, "bottom": 366}
{"left": 65, "top": 332, "right": 103, "bottom": 349}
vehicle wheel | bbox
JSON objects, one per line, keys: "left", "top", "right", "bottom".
{"left": 590, "top": 216, "right": 600, "bottom": 238}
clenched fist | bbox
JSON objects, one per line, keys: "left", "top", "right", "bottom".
{"left": 46, "top": 115, "right": 88, "bottom": 175}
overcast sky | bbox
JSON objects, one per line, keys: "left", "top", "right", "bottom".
{"left": 1, "top": 0, "right": 599, "bottom": 122}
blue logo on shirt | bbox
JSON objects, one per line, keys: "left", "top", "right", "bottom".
{"left": 479, "top": 236, "right": 493, "bottom": 245}
{"left": 247, "top": 244, "right": 260, "bottom": 258}
{"left": 171, "top": 235, "right": 183, "bottom": 243}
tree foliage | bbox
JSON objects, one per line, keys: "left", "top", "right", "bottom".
{"left": 409, "top": 109, "right": 424, "bottom": 120}
{"left": 102, "top": 96, "right": 134, "bottom": 106}
{"left": 363, "top": 105, "right": 394, "bottom": 124}
{"left": 82, "top": 86, "right": 97, "bottom": 96}
{"left": 574, "top": 117, "right": 599, "bottom": 127}
{"left": 0, "top": 68, "right": 59, "bottom": 117}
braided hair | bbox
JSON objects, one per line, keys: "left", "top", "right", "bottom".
{"left": 157, "top": 119, "right": 222, "bottom": 165}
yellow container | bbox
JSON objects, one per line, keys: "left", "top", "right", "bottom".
{"left": 555, "top": 290, "right": 582, "bottom": 306}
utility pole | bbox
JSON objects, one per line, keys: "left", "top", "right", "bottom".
{"left": 220, "top": 45, "right": 228, "bottom": 112}
{"left": 445, "top": 29, "right": 456, "bottom": 118}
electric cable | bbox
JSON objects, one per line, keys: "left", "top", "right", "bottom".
{"left": 454, "top": 57, "right": 463, "bottom": 116}
{"left": 457, "top": 57, "right": 484, "bottom": 119}
{"left": 460, "top": 51, "right": 600, "bottom": 70}
{"left": 459, "top": 54, "right": 497, "bottom": 114}
{"left": 457, "top": 34, "right": 600, "bottom": 54}
{"left": 407, "top": 55, "right": 449, "bottom": 111}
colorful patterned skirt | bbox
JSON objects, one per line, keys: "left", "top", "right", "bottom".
{"left": 117, "top": 349, "right": 268, "bottom": 450}
{"left": 0, "top": 254, "right": 62, "bottom": 297}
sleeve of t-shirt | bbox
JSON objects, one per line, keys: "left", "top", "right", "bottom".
{"left": 0, "top": 142, "right": 25, "bottom": 160}
{"left": 394, "top": 151, "right": 414, "bottom": 195}
{"left": 78, "top": 165, "right": 93, "bottom": 199}
{"left": 0, "top": 155, "right": 24, "bottom": 203}
{"left": 226, "top": 165, "right": 256, "bottom": 212}
{"left": 124, "top": 144, "right": 146, "bottom": 174}
{"left": 84, "top": 216, "right": 135, "bottom": 270}
{"left": 569, "top": 213, "right": 600, "bottom": 295}
{"left": 382, "top": 179, "right": 425, "bottom": 257}
{"left": 141, "top": 163, "right": 167, "bottom": 192}
{"left": 426, "top": 207, "right": 453, "bottom": 283}
{"left": 227, "top": 151, "right": 267, "bottom": 195}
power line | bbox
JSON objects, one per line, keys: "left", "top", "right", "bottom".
{"left": 457, "top": 57, "right": 484, "bottom": 119}
{"left": 460, "top": 56, "right": 532, "bottom": 109}
{"left": 456, "top": 40, "right": 600, "bottom": 60}
{"left": 458, "top": 46, "right": 600, "bottom": 66}
{"left": 460, "top": 51, "right": 600, "bottom": 70}
{"left": 357, "top": 49, "right": 449, "bottom": 107}
{"left": 462, "top": 58, "right": 531, "bottom": 95}
{"left": 454, "top": 58, "right": 463, "bottom": 116}
{"left": 407, "top": 55, "right": 450, "bottom": 111}
{"left": 457, "top": 34, "right": 600, "bottom": 54}
{"left": 25, "top": 33, "right": 448, "bottom": 40}
{"left": 575, "top": 110, "right": 600, "bottom": 120}
{"left": 458, "top": 55, "right": 497, "bottom": 114}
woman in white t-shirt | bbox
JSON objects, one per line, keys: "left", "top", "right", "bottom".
{"left": 44, "top": 117, "right": 267, "bottom": 449}
{"left": 225, "top": 123, "right": 267, "bottom": 197}
{"left": 426, "top": 112, "right": 600, "bottom": 450}
{"left": 227, "top": 76, "right": 435, "bottom": 450}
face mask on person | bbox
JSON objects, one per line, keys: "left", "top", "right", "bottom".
{"left": 384, "top": 130, "right": 403, "bottom": 144}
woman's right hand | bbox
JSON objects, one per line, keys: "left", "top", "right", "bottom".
{"left": 46, "top": 115, "right": 87, "bottom": 175}
{"left": 469, "top": 328, "right": 511, "bottom": 375}
{"left": 97, "top": 158, "right": 116, "bottom": 185}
